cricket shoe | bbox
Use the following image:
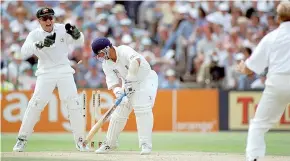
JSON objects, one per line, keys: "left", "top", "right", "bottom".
{"left": 247, "top": 157, "right": 258, "bottom": 161}
{"left": 95, "top": 141, "right": 117, "bottom": 154}
{"left": 76, "top": 138, "right": 91, "bottom": 152}
{"left": 140, "top": 143, "right": 152, "bottom": 155}
{"left": 13, "top": 136, "right": 27, "bottom": 152}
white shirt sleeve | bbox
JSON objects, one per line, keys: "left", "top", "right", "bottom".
{"left": 21, "top": 31, "right": 37, "bottom": 59}
{"left": 118, "top": 45, "right": 152, "bottom": 80}
{"left": 245, "top": 35, "right": 270, "bottom": 75}
{"left": 119, "top": 45, "right": 141, "bottom": 62}
{"left": 102, "top": 63, "right": 120, "bottom": 90}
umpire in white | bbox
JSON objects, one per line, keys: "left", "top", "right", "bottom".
{"left": 236, "top": 2, "right": 290, "bottom": 161}
{"left": 13, "top": 7, "right": 89, "bottom": 152}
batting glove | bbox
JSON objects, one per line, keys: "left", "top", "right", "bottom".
{"left": 113, "top": 87, "right": 129, "bottom": 107}
{"left": 124, "top": 75, "right": 138, "bottom": 98}
{"left": 65, "top": 23, "right": 81, "bottom": 40}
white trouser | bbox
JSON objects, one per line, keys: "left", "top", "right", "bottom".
{"left": 246, "top": 74, "right": 290, "bottom": 159}
{"left": 106, "top": 70, "right": 158, "bottom": 148}
{"left": 18, "top": 73, "right": 85, "bottom": 144}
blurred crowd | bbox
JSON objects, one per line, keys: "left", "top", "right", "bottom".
{"left": 1, "top": 0, "right": 284, "bottom": 91}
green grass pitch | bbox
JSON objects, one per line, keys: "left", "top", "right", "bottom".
{"left": 1, "top": 132, "right": 289, "bottom": 156}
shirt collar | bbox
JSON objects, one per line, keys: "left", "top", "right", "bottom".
{"left": 279, "top": 21, "right": 290, "bottom": 29}
{"left": 105, "top": 46, "right": 119, "bottom": 64}
{"left": 41, "top": 24, "right": 57, "bottom": 33}
{"left": 113, "top": 46, "right": 119, "bottom": 64}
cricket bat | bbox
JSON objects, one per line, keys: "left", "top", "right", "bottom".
{"left": 84, "top": 93, "right": 126, "bottom": 144}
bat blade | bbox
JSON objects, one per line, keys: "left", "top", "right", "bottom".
{"left": 85, "top": 104, "right": 116, "bottom": 142}
{"left": 84, "top": 93, "right": 126, "bottom": 143}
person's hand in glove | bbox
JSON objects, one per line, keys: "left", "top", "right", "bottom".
{"left": 35, "top": 32, "right": 56, "bottom": 49}
{"left": 124, "top": 59, "right": 139, "bottom": 98}
{"left": 113, "top": 87, "right": 129, "bottom": 107}
{"left": 65, "top": 23, "right": 80, "bottom": 40}
{"left": 124, "top": 75, "right": 138, "bottom": 98}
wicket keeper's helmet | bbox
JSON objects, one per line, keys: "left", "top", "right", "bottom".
{"left": 36, "top": 7, "right": 55, "bottom": 18}
{"left": 91, "top": 37, "right": 112, "bottom": 55}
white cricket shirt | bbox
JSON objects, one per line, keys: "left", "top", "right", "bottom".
{"left": 245, "top": 22, "right": 290, "bottom": 76}
{"left": 21, "top": 23, "right": 84, "bottom": 76}
{"left": 102, "top": 45, "right": 152, "bottom": 90}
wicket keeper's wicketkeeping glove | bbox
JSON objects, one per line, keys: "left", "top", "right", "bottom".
{"left": 35, "top": 41, "right": 44, "bottom": 49}
{"left": 65, "top": 23, "right": 81, "bottom": 40}
{"left": 35, "top": 32, "right": 56, "bottom": 49}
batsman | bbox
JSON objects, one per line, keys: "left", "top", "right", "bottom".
{"left": 13, "top": 7, "right": 90, "bottom": 152}
{"left": 91, "top": 37, "right": 158, "bottom": 155}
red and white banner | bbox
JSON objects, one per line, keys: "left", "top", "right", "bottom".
{"left": 229, "top": 91, "right": 290, "bottom": 130}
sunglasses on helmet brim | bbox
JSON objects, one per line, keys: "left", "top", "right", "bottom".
{"left": 39, "top": 16, "right": 54, "bottom": 21}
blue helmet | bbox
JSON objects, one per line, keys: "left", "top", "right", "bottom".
{"left": 91, "top": 37, "right": 112, "bottom": 55}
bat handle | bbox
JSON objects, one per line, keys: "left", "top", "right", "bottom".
{"left": 115, "top": 93, "right": 126, "bottom": 106}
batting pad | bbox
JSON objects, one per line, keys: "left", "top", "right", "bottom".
{"left": 106, "top": 103, "right": 133, "bottom": 146}
{"left": 134, "top": 107, "right": 153, "bottom": 148}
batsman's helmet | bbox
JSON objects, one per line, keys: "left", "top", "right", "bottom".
{"left": 91, "top": 37, "right": 112, "bottom": 55}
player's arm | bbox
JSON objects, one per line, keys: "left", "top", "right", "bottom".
{"left": 122, "top": 46, "right": 142, "bottom": 97}
{"left": 21, "top": 31, "right": 56, "bottom": 59}
{"left": 236, "top": 60, "right": 254, "bottom": 75}
{"left": 237, "top": 36, "right": 270, "bottom": 75}
{"left": 21, "top": 31, "right": 38, "bottom": 59}
{"left": 127, "top": 58, "right": 140, "bottom": 79}
{"left": 123, "top": 45, "right": 142, "bottom": 78}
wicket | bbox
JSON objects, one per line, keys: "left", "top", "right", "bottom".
{"left": 82, "top": 90, "right": 86, "bottom": 132}
{"left": 82, "top": 90, "right": 102, "bottom": 149}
